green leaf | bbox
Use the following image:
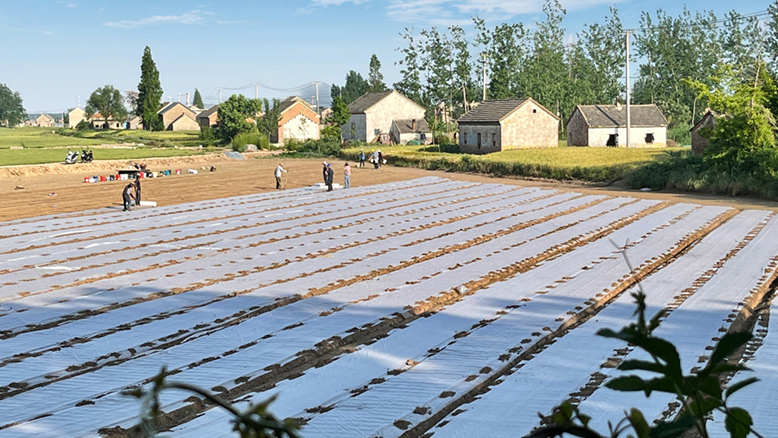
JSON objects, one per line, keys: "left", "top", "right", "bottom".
{"left": 710, "top": 332, "right": 752, "bottom": 367}
{"left": 619, "top": 360, "right": 667, "bottom": 374}
{"left": 628, "top": 408, "right": 651, "bottom": 438}
{"left": 633, "top": 338, "right": 682, "bottom": 373}
{"left": 725, "top": 377, "right": 759, "bottom": 399}
{"left": 725, "top": 407, "right": 753, "bottom": 438}
{"left": 606, "top": 375, "right": 651, "bottom": 392}
{"left": 709, "top": 363, "right": 751, "bottom": 375}
{"left": 649, "top": 414, "right": 696, "bottom": 438}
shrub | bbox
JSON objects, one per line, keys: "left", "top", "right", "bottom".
{"left": 320, "top": 125, "right": 341, "bottom": 142}
{"left": 199, "top": 126, "right": 216, "bottom": 146}
{"left": 284, "top": 139, "right": 341, "bottom": 156}
{"left": 232, "top": 132, "right": 268, "bottom": 152}
{"left": 75, "top": 120, "right": 89, "bottom": 131}
{"left": 668, "top": 122, "right": 692, "bottom": 146}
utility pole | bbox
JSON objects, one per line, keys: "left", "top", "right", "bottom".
{"left": 481, "top": 52, "right": 488, "bottom": 101}
{"left": 186, "top": 92, "right": 190, "bottom": 106}
{"left": 218, "top": 88, "right": 223, "bottom": 104}
{"left": 255, "top": 83, "right": 259, "bottom": 100}
{"left": 625, "top": 30, "right": 632, "bottom": 148}
{"left": 312, "top": 81, "right": 321, "bottom": 115}
{"left": 178, "top": 92, "right": 181, "bottom": 103}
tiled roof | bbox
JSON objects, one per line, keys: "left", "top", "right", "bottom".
{"left": 279, "top": 96, "right": 313, "bottom": 114}
{"left": 348, "top": 91, "right": 394, "bottom": 114}
{"left": 393, "top": 118, "right": 430, "bottom": 134}
{"left": 197, "top": 105, "right": 219, "bottom": 119}
{"left": 575, "top": 104, "right": 667, "bottom": 128}
{"left": 457, "top": 99, "right": 528, "bottom": 123}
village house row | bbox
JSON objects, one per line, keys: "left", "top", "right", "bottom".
{"left": 27, "top": 90, "right": 720, "bottom": 152}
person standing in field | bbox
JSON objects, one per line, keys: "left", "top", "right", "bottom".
{"left": 122, "top": 182, "right": 135, "bottom": 211}
{"left": 377, "top": 150, "right": 384, "bottom": 167}
{"left": 134, "top": 177, "right": 142, "bottom": 205}
{"left": 322, "top": 161, "right": 328, "bottom": 185}
{"left": 359, "top": 149, "right": 366, "bottom": 168}
{"left": 326, "top": 164, "right": 334, "bottom": 192}
{"left": 274, "top": 163, "right": 287, "bottom": 189}
{"left": 344, "top": 162, "right": 352, "bottom": 189}
{"left": 371, "top": 150, "right": 379, "bottom": 169}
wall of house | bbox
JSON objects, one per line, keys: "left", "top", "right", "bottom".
{"left": 500, "top": 101, "right": 558, "bottom": 149}
{"left": 68, "top": 110, "right": 85, "bottom": 129}
{"left": 691, "top": 116, "right": 715, "bottom": 154}
{"left": 342, "top": 114, "right": 367, "bottom": 142}
{"left": 459, "top": 124, "right": 502, "bottom": 154}
{"left": 365, "top": 93, "right": 425, "bottom": 142}
{"left": 566, "top": 109, "right": 588, "bottom": 146}
{"left": 588, "top": 126, "right": 667, "bottom": 147}
{"left": 282, "top": 113, "right": 320, "bottom": 143}
{"left": 170, "top": 115, "right": 200, "bottom": 131}
{"left": 161, "top": 105, "right": 196, "bottom": 130}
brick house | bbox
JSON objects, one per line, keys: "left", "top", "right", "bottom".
{"left": 343, "top": 90, "right": 426, "bottom": 143}
{"left": 272, "top": 96, "right": 320, "bottom": 144}
{"left": 68, "top": 107, "right": 86, "bottom": 129}
{"left": 390, "top": 118, "right": 431, "bottom": 145}
{"left": 89, "top": 113, "right": 122, "bottom": 130}
{"left": 566, "top": 104, "right": 667, "bottom": 147}
{"left": 158, "top": 102, "right": 198, "bottom": 131}
{"left": 458, "top": 98, "right": 559, "bottom": 153}
{"left": 36, "top": 114, "right": 55, "bottom": 127}
{"left": 690, "top": 110, "right": 717, "bottom": 154}
{"left": 197, "top": 105, "right": 219, "bottom": 128}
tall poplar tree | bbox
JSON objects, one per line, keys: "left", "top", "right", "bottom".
{"left": 193, "top": 88, "right": 204, "bottom": 109}
{"left": 368, "top": 54, "right": 386, "bottom": 92}
{"left": 395, "top": 28, "right": 423, "bottom": 103}
{"left": 137, "top": 46, "right": 164, "bottom": 131}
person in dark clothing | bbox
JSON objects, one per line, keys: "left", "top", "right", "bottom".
{"left": 326, "top": 164, "right": 334, "bottom": 192}
{"left": 134, "top": 178, "right": 141, "bottom": 206}
{"left": 322, "top": 161, "right": 328, "bottom": 185}
{"left": 122, "top": 183, "right": 135, "bottom": 211}
{"left": 378, "top": 150, "right": 384, "bottom": 167}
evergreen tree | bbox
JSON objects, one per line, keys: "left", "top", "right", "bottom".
{"left": 323, "top": 95, "right": 351, "bottom": 142}
{"left": 0, "top": 83, "right": 26, "bottom": 128}
{"left": 368, "top": 54, "right": 386, "bottom": 92}
{"left": 193, "top": 88, "right": 204, "bottom": 109}
{"left": 137, "top": 46, "right": 164, "bottom": 131}
{"left": 85, "top": 85, "right": 127, "bottom": 128}
{"left": 340, "top": 71, "right": 369, "bottom": 104}
{"left": 256, "top": 98, "right": 282, "bottom": 140}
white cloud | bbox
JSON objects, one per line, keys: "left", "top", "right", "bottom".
{"left": 67, "top": 3, "right": 77, "bottom": 7}
{"left": 104, "top": 10, "right": 209, "bottom": 28}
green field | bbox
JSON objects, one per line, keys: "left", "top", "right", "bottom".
{"left": 341, "top": 144, "right": 686, "bottom": 183}
{"left": 78, "top": 129, "right": 201, "bottom": 145}
{"left": 0, "top": 148, "right": 206, "bottom": 167}
{"left": 0, "top": 127, "right": 105, "bottom": 148}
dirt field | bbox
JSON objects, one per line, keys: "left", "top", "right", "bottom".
{"left": 1, "top": 154, "right": 776, "bottom": 222}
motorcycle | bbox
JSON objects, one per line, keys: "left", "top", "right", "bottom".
{"left": 65, "top": 150, "right": 78, "bottom": 165}
{"left": 81, "top": 149, "right": 93, "bottom": 163}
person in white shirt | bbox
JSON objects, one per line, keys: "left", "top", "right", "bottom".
{"left": 274, "top": 163, "right": 287, "bottom": 189}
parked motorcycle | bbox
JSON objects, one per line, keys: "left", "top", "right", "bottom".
{"left": 81, "top": 149, "right": 93, "bottom": 163}
{"left": 65, "top": 150, "right": 78, "bottom": 165}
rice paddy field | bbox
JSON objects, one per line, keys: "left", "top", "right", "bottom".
{"left": 0, "top": 177, "right": 776, "bottom": 438}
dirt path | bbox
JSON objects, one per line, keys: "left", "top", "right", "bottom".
{"left": 1, "top": 155, "right": 776, "bottom": 221}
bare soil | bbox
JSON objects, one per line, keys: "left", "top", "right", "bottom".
{"left": 1, "top": 154, "right": 776, "bottom": 222}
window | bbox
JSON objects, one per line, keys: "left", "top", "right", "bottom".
{"left": 464, "top": 134, "right": 467, "bottom": 144}
{"left": 645, "top": 133, "right": 655, "bottom": 144}
{"left": 607, "top": 134, "right": 618, "bottom": 147}
{"left": 477, "top": 132, "right": 482, "bottom": 147}
{"left": 374, "top": 129, "right": 380, "bottom": 136}
{"left": 533, "top": 109, "right": 537, "bottom": 113}
{"left": 492, "top": 133, "right": 496, "bottom": 146}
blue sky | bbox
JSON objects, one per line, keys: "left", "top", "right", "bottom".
{"left": 0, "top": 0, "right": 770, "bottom": 113}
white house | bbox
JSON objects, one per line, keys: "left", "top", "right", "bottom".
{"left": 342, "top": 90, "right": 426, "bottom": 143}
{"left": 566, "top": 104, "right": 668, "bottom": 147}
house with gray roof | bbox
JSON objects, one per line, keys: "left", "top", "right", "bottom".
{"left": 457, "top": 98, "right": 559, "bottom": 153}
{"left": 690, "top": 110, "right": 717, "bottom": 154}
{"left": 197, "top": 105, "right": 219, "bottom": 128}
{"left": 343, "top": 90, "right": 426, "bottom": 143}
{"left": 390, "top": 118, "right": 431, "bottom": 145}
{"left": 566, "top": 104, "right": 667, "bottom": 147}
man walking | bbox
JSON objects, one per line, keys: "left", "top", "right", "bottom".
{"left": 343, "top": 162, "right": 352, "bottom": 189}
{"left": 326, "top": 163, "right": 334, "bottom": 192}
{"left": 274, "top": 163, "right": 287, "bottom": 189}
{"left": 122, "top": 182, "right": 135, "bottom": 211}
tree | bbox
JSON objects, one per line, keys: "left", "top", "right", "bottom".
{"left": 193, "top": 88, "right": 204, "bottom": 109}
{"left": 85, "top": 85, "right": 126, "bottom": 129}
{"left": 339, "top": 71, "right": 369, "bottom": 105}
{"left": 450, "top": 25, "right": 473, "bottom": 117}
{"left": 256, "top": 98, "right": 282, "bottom": 141}
{"left": 137, "top": 46, "right": 164, "bottom": 131}
{"left": 0, "top": 83, "right": 26, "bottom": 128}
{"left": 125, "top": 91, "right": 139, "bottom": 115}
{"left": 368, "top": 54, "right": 386, "bottom": 92}
{"left": 488, "top": 22, "right": 526, "bottom": 100}
{"left": 322, "top": 95, "right": 351, "bottom": 142}
{"left": 215, "top": 94, "right": 261, "bottom": 143}
{"left": 395, "top": 28, "right": 423, "bottom": 103}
